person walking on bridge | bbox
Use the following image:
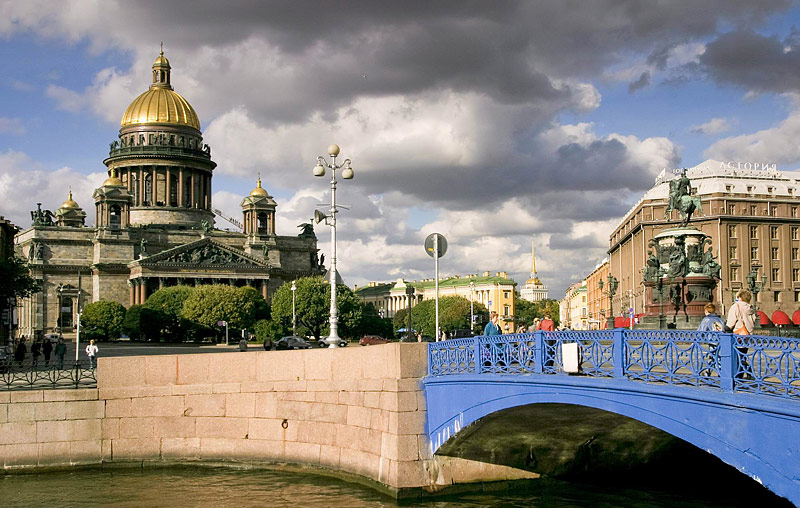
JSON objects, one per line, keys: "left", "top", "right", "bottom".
{"left": 483, "top": 312, "right": 501, "bottom": 336}
{"left": 539, "top": 314, "right": 555, "bottom": 332}
{"left": 726, "top": 289, "right": 755, "bottom": 379}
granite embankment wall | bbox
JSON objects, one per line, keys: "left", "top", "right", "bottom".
{"left": 0, "top": 343, "right": 533, "bottom": 496}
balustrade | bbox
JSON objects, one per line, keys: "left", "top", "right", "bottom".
{"left": 0, "top": 358, "right": 97, "bottom": 390}
{"left": 428, "top": 329, "right": 800, "bottom": 400}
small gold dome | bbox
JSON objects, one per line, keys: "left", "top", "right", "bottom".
{"left": 60, "top": 191, "right": 80, "bottom": 209}
{"left": 153, "top": 51, "right": 170, "bottom": 67}
{"left": 103, "top": 173, "right": 124, "bottom": 187}
{"left": 250, "top": 178, "right": 269, "bottom": 197}
{"left": 526, "top": 277, "right": 543, "bottom": 286}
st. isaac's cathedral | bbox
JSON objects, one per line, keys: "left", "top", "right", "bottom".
{"left": 15, "top": 51, "right": 323, "bottom": 338}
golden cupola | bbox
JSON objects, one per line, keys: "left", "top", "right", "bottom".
{"left": 55, "top": 189, "right": 87, "bottom": 227}
{"left": 250, "top": 178, "right": 270, "bottom": 197}
{"left": 60, "top": 190, "right": 80, "bottom": 209}
{"left": 120, "top": 50, "right": 201, "bottom": 130}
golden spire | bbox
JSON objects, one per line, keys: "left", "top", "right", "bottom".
{"left": 526, "top": 238, "right": 542, "bottom": 285}
{"left": 60, "top": 188, "right": 80, "bottom": 209}
{"left": 249, "top": 173, "right": 269, "bottom": 196}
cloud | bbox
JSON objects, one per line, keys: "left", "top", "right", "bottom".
{"left": 704, "top": 104, "right": 800, "bottom": 164}
{"left": 690, "top": 117, "right": 735, "bottom": 135}
{"left": 0, "top": 117, "right": 25, "bottom": 135}
{"left": 628, "top": 71, "right": 651, "bottom": 93}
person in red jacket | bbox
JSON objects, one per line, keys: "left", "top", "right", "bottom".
{"left": 539, "top": 314, "right": 555, "bottom": 332}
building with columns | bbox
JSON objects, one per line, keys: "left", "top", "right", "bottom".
{"left": 14, "top": 51, "right": 322, "bottom": 340}
{"left": 355, "top": 271, "right": 517, "bottom": 332}
{"left": 519, "top": 241, "right": 548, "bottom": 302}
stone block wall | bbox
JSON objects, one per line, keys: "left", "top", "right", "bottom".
{"left": 0, "top": 389, "right": 103, "bottom": 469}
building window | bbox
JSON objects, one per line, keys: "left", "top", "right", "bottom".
{"left": 771, "top": 206, "right": 778, "bottom": 216}
{"left": 774, "top": 291, "right": 780, "bottom": 303}
{"left": 768, "top": 187, "right": 774, "bottom": 194}
{"left": 771, "top": 226, "right": 779, "bottom": 239}
{"left": 503, "top": 305, "right": 510, "bottom": 316}
{"left": 772, "top": 247, "right": 779, "bottom": 260}
{"left": 725, "top": 185, "right": 732, "bottom": 192}
{"left": 747, "top": 186, "right": 754, "bottom": 193}
{"left": 794, "top": 248, "right": 799, "bottom": 260}
{"left": 750, "top": 205, "right": 757, "bottom": 215}
{"left": 793, "top": 268, "right": 800, "bottom": 282}
{"left": 729, "top": 246, "right": 737, "bottom": 259}
{"left": 728, "top": 225, "right": 737, "bottom": 238}
{"left": 751, "top": 246, "right": 758, "bottom": 260}
{"left": 772, "top": 268, "right": 780, "bottom": 282}
{"left": 750, "top": 226, "right": 758, "bottom": 239}
{"left": 794, "top": 227, "right": 799, "bottom": 240}
{"left": 730, "top": 267, "right": 738, "bottom": 282}
{"left": 728, "top": 204, "right": 735, "bottom": 214}
{"left": 503, "top": 291, "right": 510, "bottom": 299}
{"left": 793, "top": 206, "right": 798, "bottom": 218}
{"left": 796, "top": 291, "right": 800, "bottom": 303}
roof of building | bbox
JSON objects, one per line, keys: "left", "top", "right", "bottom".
{"left": 354, "top": 282, "right": 394, "bottom": 297}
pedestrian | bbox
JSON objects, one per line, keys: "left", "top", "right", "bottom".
{"left": 539, "top": 314, "right": 555, "bottom": 332}
{"left": 698, "top": 303, "right": 725, "bottom": 332}
{"left": 85, "top": 339, "right": 99, "bottom": 369}
{"left": 55, "top": 338, "right": 67, "bottom": 369}
{"left": 516, "top": 325, "right": 527, "bottom": 334}
{"left": 239, "top": 337, "right": 248, "bottom": 351}
{"left": 483, "top": 311, "right": 502, "bottom": 336}
{"left": 726, "top": 289, "right": 755, "bottom": 379}
{"left": 43, "top": 338, "right": 53, "bottom": 366}
{"left": 14, "top": 337, "right": 26, "bottom": 367}
{"left": 533, "top": 318, "right": 541, "bottom": 331}
{"left": 30, "top": 339, "right": 41, "bottom": 367}
{"left": 440, "top": 330, "right": 448, "bottom": 341}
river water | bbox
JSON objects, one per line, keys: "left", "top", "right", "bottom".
{"left": 0, "top": 466, "right": 789, "bottom": 508}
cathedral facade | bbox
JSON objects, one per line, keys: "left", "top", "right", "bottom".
{"left": 14, "top": 51, "right": 322, "bottom": 340}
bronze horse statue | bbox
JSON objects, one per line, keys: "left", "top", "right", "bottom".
{"left": 664, "top": 170, "right": 703, "bottom": 227}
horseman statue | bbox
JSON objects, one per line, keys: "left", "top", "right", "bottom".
{"left": 665, "top": 169, "right": 703, "bottom": 227}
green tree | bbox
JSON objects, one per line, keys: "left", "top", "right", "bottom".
{"left": 80, "top": 300, "right": 126, "bottom": 341}
{"left": 355, "top": 303, "right": 394, "bottom": 338}
{"left": 254, "top": 318, "right": 288, "bottom": 343}
{"left": 181, "top": 284, "right": 265, "bottom": 334}
{"left": 144, "top": 285, "right": 195, "bottom": 341}
{"left": 0, "top": 255, "right": 39, "bottom": 339}
{"left": 514, "top": 297, "right": 560, "bottom": 328}
{"left": 394, "top": 296, "right": 488, "bottom": 338}
{"left": 270, "top": 277, "right": 362, "bottom": 341}
{"left": 122, "top": 304, "right": 161, "bottom": 341}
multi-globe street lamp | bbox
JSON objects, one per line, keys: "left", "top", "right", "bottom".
{"left": 469, "top": 281, "right": 475, "bottom": 334}
{"left": 313, "top": 144, "right": 354, "bottom": 348}
{"left": 291, "top": 280, "right": 297, "bottom": 337}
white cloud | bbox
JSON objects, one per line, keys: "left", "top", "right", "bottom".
{"left": 690, "top": 117, "right": 734, "bottom": 135}
{"left": 704, "top": 105, "right": 800, "bottom": 164}
{"left": 0, "top": 117, "right": 25, "bottom": 135}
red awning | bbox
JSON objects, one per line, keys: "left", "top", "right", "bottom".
{"left": 757, "top": 310, "right": 772, "bottom": 327}
{"left": 772, "top": 310, "right": 792, "bottom": 326}
{"left": 793, "top": 310, "right": 800, "bottom": 326}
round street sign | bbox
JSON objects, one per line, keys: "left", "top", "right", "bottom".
{"left": 424, "top": 233, "right": 448, "bottom": 258}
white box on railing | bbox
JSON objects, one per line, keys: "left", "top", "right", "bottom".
{"left": 561, "top": 342, "right": 580, "bottom": 373}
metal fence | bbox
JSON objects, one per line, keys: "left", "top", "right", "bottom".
{"left": 0, "top": 358, "right": 97, "bottom": 390}
{"left": 428, "top": 329, "right": 800, "bottom": 401}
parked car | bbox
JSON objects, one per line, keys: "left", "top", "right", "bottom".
{"left": 316, "top": 338, "right": 348, "bottom": 348}
{"left": 359, "top": 335, "right": 390, "bottom": 346}
{"left": 274, "top": 336, "right": 312, "bottom": 350}
{"left": 451, "top": 329, "right": 475, "bottom": 339}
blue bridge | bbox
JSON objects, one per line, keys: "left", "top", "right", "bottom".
{"left": 424, "top": 330, "right": 800, "bottom": 504}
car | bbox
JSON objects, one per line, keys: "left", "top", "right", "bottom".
{"left": 274, "top": 336, "right": 312, "bottom": 350}
{"left": 451, "top": 329, "right": 475, "bottom": 339}
{"left": 359, "top": 335, "right": 390, "bottom": 346}
{"left": 316, "top": 338, "right": 348, "bottom": 348}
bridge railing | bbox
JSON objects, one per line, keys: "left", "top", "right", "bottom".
{"left": 427, "top": 330, "right": 800, "bottom": 400}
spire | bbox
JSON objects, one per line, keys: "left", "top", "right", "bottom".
{"left": 530, "top": 240, "right": 537, "bottom": 277}
{"left": 151, "top": 46, "right": 172, "bottom": 90}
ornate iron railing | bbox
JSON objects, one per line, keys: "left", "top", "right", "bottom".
{"left": 0, "top": 359, "right": 97, "bottom": 390}
{"left": 427, "top": 329, "right": 800, "bottom": 401}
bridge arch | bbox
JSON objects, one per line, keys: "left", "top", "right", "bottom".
{"left": 424, "top": 374, "right": 800, "bottom": 505}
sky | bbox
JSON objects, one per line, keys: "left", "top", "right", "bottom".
{"left": 3, "top": 1, "right": 800, "bottom": 297}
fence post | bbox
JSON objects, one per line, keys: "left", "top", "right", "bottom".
{"left": 718, "top": 333, "right": 734, "bottom": 393}
{"left": 613, "top": 328, "right": 625, "bottom": 378}
{"left": 533, "top": 331, "right": 544, "bottom": 374}
{"left": 474, "top": 337, "right": 482, "bottom": 374}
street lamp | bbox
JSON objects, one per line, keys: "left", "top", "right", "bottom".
{"left": 598, "top": 274, "right": 618, "bottom": 329}
{"left": 313, "top": 144, "right": 354, "bottom": 348}
{"left": 469, "top": 281, "right": 475, "bottom": 334}
{"left": 746, "top": 264, "right": 768, "bottom": 327}
{"left": 57, "top": 284, "right": 64, "bottom": 336}
{"left": 291, "top": 280, "right": 297, "bottom": 337}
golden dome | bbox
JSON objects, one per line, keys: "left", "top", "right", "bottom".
{"left": 103, "top": 173, "right": 124, "bottom": 187}
{"left": 120, "top": 50, "right": 200, "bottom": 130}
{"left": 60, "top": 190, "right": 80, "bottom": 209}
{"left": 526, "top": 277, "right": 543, "bottom": 286}
{"left": 250, "top": 178, "right": 269, "bottom": 197}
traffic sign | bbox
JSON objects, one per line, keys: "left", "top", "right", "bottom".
{"left": 217, "top": 321, "right": 227, "bottom": 327}
{"left": 424, "top": 233, "right": 447, "bottom": 258}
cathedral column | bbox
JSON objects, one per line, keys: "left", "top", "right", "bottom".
{"left": 139, "top": 278, "right": 147, "bottom": 303}
{"left": 158, "top": 277, "right": 164, "bottom": 290}
{"left": 138, "top": 167, "right": 144, "bottom": 206}
{"left": 261, "top": 281, "right": 268, "bottom": 300}
{"left": 190, "top": 172, "right": 195, "bottom": 208}
{"left": 129, "top": 281, "right": 135, "bottom": 307}
{"left": 152, "top": 166, "right": 158, "bottom": 206}
{"left": 206, "top": 173, "right": 212, "bottom": 209}
{"left": 178, "top": 168, "right": 184, "bottom": 208}
{"left": 166, "top": 167, "right": 171, "bottom": 206}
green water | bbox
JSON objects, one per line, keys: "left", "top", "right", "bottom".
{"left": 0, "top": 467, "right": 788, "bottom": 508}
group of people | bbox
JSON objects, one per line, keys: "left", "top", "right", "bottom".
{"left": 5, "top": 336, "right": 99, "bottom": 369}
{"left": 483, "top": 311, "right": 554, "bottom": 336}
{"left": 697, "top": 288, "right": 755, "bottom": 335}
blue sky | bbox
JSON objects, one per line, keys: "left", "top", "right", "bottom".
{"left": 3, "top": 1, "right": 800, "bottom": 296}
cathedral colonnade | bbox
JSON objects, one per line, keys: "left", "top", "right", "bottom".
{"left": 128, "top": 277, "right": 270, "bottom": 306}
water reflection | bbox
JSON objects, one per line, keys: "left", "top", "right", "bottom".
{"left": 0, "top": 467, "right": 789, "bottom": 508}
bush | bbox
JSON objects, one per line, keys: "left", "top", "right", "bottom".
{"left": 144, "top": 285, "right": 195, "bottom": 342}
{"left": 80, "top": 300, "right": 126, "bottom": 341}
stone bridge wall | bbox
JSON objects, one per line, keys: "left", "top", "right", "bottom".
{"left": 0, "top": 344, "right": 532, "bottom": 497}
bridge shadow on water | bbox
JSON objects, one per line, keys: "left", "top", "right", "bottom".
{"left": 435, "top": 403, "right": 793, "bottom": 508}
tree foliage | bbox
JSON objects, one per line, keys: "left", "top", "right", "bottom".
{"left": 144, "top": 285, "right": 195, "bottom": 341}
{"left": 355, "top": 303, "right": 394, "bottom": 338}
{"left": 122, "top": 304, "right": 160, "bottom": 341}
{"left": 0, "top": 254, "right": 39, "bottom": 315}
{"left": 270, "top": 277, "right": 363, "bottom": 340}
{"left": 253, "top": 318, "right": 288, "bottom": 343}
{"left": 181, "top": 284, "right": 266, "bottom": 333}
{"left": 515, "top": 297, "right": 560, "bottom": 327}
{"left": 80, "top": 300, "right": 126, "bottom": 341}
{"left": 393, "top": 296, "right": 488, "bottom": 337}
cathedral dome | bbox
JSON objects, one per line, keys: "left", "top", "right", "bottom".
{"left": 120, "top": 50, "right": 200, "bottom": 130}
{"left": 60, "top": 191, "right": 80, "bottom": 209}
{"left": 102, "top": 174, "right": 124, "bottom": 187}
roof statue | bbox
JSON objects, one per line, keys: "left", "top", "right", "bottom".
{"left": 664, "top": 168, "right": 703, "bottom": 227}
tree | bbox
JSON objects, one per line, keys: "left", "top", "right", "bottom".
{"left": 144, "top": 285, "right": 195, "bottom": 341}
{"left": 270, "top": 277, "right": 363, "bottom": 341}
{"left": 254, "top": 318, "right": 287, "bottom": 343}
{"left": 514, "top": 297, "right": 561, "bottom": 328}
{"left": 394, "top": 296, "right": 488, "bottom": 337}
{"left": 80, "top": 300, "right": 126, "bottom": 341}
{"left": 355, "top": 303, "right": 394, "bottom": 338}
{"left": 122, "top": 304, "right": 161, "bottom": 341}
{"left": 181, "top": 284, "right": 266, "bottom": 334}
{"left": 0, "top": 255, "right": 39, "bottom": 339}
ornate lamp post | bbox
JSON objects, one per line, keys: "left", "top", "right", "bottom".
{"left": 469, "top": 281, "right": 475, "bottom": 334}
{"left": 746, "top": 264, "right": 767, "bottom": 328}
{"left": 313, "top": 144, "right": 354, "bottom": 348}
{"left": 57, "top": 284, "right": 64, "bottom": 336}
{"left": 291, "top": 280, "right": 297, "bottom": 337}
{"left": 598, "top": 274, "right": 619, "bottom": 329}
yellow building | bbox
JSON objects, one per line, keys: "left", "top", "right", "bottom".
{"left": 559, "top": 281, "right": 588, "bottom": 330}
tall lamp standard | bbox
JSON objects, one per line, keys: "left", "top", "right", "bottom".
{"left": 746, "top": 264, "right": 767, "bottom": 329}
{"left": 469, "top": 281, "right": 475, "bottom": 334}
{"left": 291, "top": 280, "right": 297, "bottom": 337}
{"left": 313, "top": 144, "right": 354, "bottom": 348}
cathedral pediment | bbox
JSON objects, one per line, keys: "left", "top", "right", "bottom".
{"left": 132, "top": 238, "right": 264, "bottom": 267}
